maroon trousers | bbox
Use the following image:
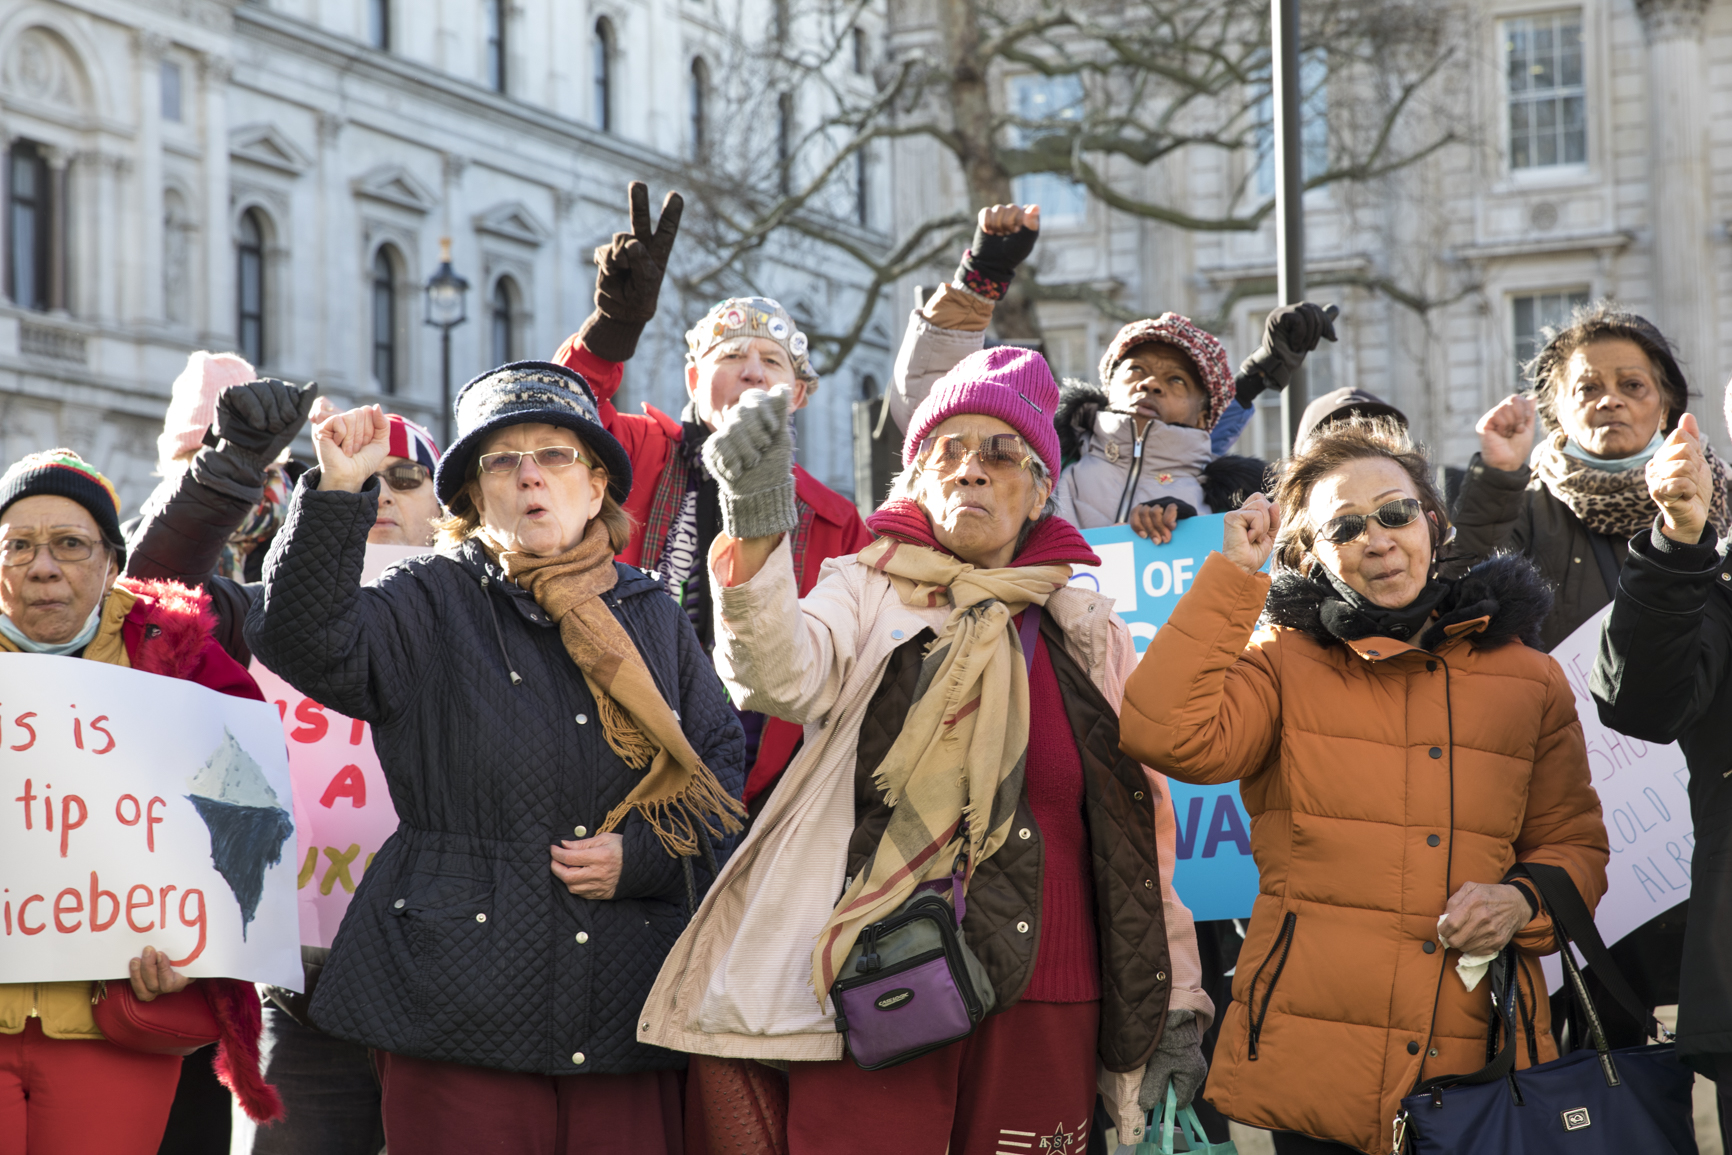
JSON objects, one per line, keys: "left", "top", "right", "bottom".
{"left": 375, "top": 1049, "right": 683, "bottom": 1155}
{"left": 0, "top": 1019, "right": 183, "bottom": 1155}
{"left": 786, "top": 1000, "right": 1101, "bottom": 1155}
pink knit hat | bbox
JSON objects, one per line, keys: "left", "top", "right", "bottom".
{"left": 157, "top": 351, "right": 257, "bottom": 468}
{"left": 1098, "top": 313, "right": 1236, "bottom": 430}
{"left": 903, "top": 346, "right": 1063, "bottom": 477}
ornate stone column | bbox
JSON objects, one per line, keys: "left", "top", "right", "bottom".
{"left": 199, "top": 53, "right": 234, "bottom": 348}
{"left": 1636, "top": 0, "right": 1716, "bottom": 409}
{"left": 135, "top": 32, "right": 168, "bottom": 325}
{"left": 42, "top": 145, "right": 69, "bottom": 315}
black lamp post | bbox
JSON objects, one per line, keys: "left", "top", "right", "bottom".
{"left": 423, "top": 237, "right": 470, "bottom": 447}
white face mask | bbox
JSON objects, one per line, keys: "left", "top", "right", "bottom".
{"left": 0, "top": 598, "right": 104, "bottom": 656}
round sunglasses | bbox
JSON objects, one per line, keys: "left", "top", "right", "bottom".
{"left": 1316, "top": 498, "right": 1424, "bottom": 545}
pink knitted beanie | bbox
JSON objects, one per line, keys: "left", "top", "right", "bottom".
{"left": 157, "top": 351, "right": 257, "bottom": 469}
{"left": 903, "top": 346, "right": 1063, "bottom": 477}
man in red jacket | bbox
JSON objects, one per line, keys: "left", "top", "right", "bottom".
{"left": 554, "top": 183, "right": 870, "bottom": 805}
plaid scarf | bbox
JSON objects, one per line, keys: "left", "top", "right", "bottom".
{"left": 810, "top": 535, "right": 1072, "bottom": 1003}
{"left": 1532, "top": 430, "right": 1732, "bottom": 541}
{"left": 486, "top": 520, "right": 745, "bottom": 856}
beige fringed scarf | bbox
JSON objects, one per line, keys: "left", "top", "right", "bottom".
{"left": 810, "top": 536, "right": 1072, "bottom": 1004}
{"left": 486, "top": 520, "right": 744, "bottom": 856}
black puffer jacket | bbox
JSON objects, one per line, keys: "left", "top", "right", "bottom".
{"left": 1591, "top": 524, "right": 1732, "bottom": 1074}
{"left": 1447, "top": 454, "right": 1624, "bottom": 651}
{"left": 244, "top": 474, "right": 745, "bottom": 1075}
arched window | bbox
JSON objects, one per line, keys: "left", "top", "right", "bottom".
{"left": 485, "top": 0, "right": 507, "bottom": 92}
{"left": 593, "top": 19, "right": 614, "bottom": 132}
{"left": 163, "top": 188, "right": 192, "bottom": 325}
{"left": 237, "top": 209, "right": 266, "bottom": 366}
{"left": 372, "top": 247, "right": 398, "bottom": 394}
{"left": 689, "top": 57, "right": 709, "bottom": 160}
{"left": 776, "top": 92, "right": 794, "bottom": 195}
{"left": 368, "top": 0, "right": 390, "bottom": 50}
{"left": 852, "top": 27, "right": 868, "bottom": 74}
{"left": 689, "top": 57, "right": 710, "bottom": 160}
{"left": 491, "top": 277, "right": 515, "bottom": 365}
{"left": 8, "top": 141, "right": 50, "bottom": 311}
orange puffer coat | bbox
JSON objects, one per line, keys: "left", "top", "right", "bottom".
{"left": 1120, "top": 553, "right": 1609, "bottom": 1155}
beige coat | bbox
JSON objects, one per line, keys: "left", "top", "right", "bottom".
{"left": 638, "top": 537, "right": 1211, "bottom": 1143}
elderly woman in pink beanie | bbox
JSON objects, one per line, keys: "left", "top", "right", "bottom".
{"left": 641, "top": 346, "right": 1209, "bottom": 1154}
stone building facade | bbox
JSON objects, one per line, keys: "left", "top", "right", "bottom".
{"left": 0, "top": 0, "right": 890, "bottom": 514}
{"left": 888, "top": 0, "right": 1731, "bottom": 468}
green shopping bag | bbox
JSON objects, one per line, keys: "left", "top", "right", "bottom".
{"left": 1132, "top": 1082, "right": 1238, "bottom": 1154}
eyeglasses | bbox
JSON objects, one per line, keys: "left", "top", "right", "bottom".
{"left": 0, "top": 534, "right": 100, "bottom": 567}
{"left": 476, "top": 445, "right": 593, "bottom": 476}
{"left": 916, "top": 433, "right": 1034, "bottom": 478}
{"left": 373, "top": 462, "right": 431, "bottom": 492}
{"left": 1316, "top": 498, "right": 1425, "bottom": 545}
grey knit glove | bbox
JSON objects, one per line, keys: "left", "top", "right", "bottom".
{"left": 701, "top": 385, "right": 798, "bottom": 540}
{"left": 1137, "top": 1009, "right": 1208, "bottom": 1111}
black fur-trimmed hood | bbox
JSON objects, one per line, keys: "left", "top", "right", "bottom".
{"left": 1262, "top": 551, "right": 1554, "bottom": 652}
{"left": 1054, "top": 379, "right": 1269, "bottom": 513}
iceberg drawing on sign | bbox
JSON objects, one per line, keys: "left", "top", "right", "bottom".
{"left": 186, "top": 728, "right": 294, "bottom": 939}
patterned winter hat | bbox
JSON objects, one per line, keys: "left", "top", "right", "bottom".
{"left": 1098, "top": 314, "right": 1236, "bottom": 430}
{"left": 0, "top": 449, "right": 125, "bottom": 565}
{"left": 385, "top": 414, "right": 441, "bottom": 471}
{"left": 436, "top": 361, "right": 631, "bottom": 505}
{"left": 685, "top": 297, "right": 821, "bottom": 392}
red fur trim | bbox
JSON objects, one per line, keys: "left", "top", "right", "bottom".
{"left": 117, "top": 578, "right": 219, "bottom": 680}
{"left": 200, "top": 978, "right": 284, "bottom": 1124}
{"left": 865, "top": 498, "right": 1100, "bottom": 568}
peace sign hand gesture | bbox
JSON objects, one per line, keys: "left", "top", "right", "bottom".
{"left": 576, "top": 182, "right": 683, "bottom": 363}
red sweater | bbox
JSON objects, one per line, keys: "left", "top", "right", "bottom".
{"left": 1018, "top": 616, "right": 1101, "bottom": 1004}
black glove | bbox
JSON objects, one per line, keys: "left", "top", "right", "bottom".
{"left": 1139, "top": 495, "right": 1198, "bottom": 520}
{"left": 1236, "top": 301, "right": 1339, "bottom": 402}
{"left": 189, "top": 377, "right": 319, "bottom": 502}
{"left": 954, "top": 219, "right": 1039, "bottom": 301}
{"left": 577, "top": 181, "right": 684, "bottom": 363}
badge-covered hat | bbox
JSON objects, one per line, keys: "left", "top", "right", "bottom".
{"left": 436, "top": 361, "right": 631, "bottom": 506}
{"left": 685, "top": 297, "right": 820, "bottom": 392}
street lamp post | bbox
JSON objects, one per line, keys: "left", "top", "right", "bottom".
{"left": 1272, "top": 0, "right": 1306, "bottom": 454}
{"left": 423, "top": 237, "right": 470, "bottom": 447}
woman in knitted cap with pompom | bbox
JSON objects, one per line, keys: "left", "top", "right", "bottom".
{"left": 642, "top": 346, "right": 1210, "bottom": 1153}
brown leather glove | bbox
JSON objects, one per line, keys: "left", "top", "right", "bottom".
{"left": 576, "top": 181, "right": 684, "bottom": 363}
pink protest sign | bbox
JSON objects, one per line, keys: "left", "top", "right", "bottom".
{"left": 254, "top": 544, "right": 422, "bottom": 949}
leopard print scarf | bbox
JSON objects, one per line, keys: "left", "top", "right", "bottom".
{"left": 1532, "top": 430, "right": 1732, "bottom": 540}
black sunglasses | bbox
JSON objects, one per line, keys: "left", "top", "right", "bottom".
{"left": 373, "top": 462, "right": 431, "bottom": 492}
{"left": 1316, "top": 498, "right": 1424, "bottom": 545}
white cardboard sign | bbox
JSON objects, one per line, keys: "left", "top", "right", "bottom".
{"left": 0, "top": 653, "right": 302, "bottom": 989}
{"left": 1544, "top": 605, "right": 1693, "bottom": 989}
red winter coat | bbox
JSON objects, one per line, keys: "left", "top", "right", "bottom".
{"left": 554, "top": 338, "right": 873, "bottom": 801}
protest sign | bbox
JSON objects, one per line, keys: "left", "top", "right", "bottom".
{"left": 1542, "top": 605, "right": 1692, "bottom": 990}
{"left": 1074, "top": 517, "right": 1259, "bottom": 921}
{"left": 257, "top": 543, "right": 422, "bottom": 949}
{"left": 0, "top": 653, "right": 301, "bottom": 989}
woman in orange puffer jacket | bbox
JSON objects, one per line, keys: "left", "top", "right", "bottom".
{"left": 1118, "top": 419, "right": 1609, "bottom": 1155}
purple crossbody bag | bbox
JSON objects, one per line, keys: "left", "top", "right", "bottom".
{"left": 830, "top": 607, "right": 1044, "bottom": 1070}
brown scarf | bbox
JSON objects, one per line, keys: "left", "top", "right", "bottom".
{"left": 1532, "top": 430, "right": 1732, "bottom": 540}
{"left": 484, "top": 520, "right": 744, "bottom": 856}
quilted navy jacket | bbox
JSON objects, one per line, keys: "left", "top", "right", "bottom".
{"left": 244, "top": 474, "right": 745, "bottom": 1075}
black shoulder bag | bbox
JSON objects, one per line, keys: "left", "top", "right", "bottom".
{"left": 1394, "top": 862, "right": 1697, "bottom": 1153}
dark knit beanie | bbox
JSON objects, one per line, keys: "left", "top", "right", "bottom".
{"left": 0, "top": 450, "right": 126, "bottom": 566}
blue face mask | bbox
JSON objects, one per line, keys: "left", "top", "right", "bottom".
{"left": 0, "top": 600, "right": 104, "bottom": 656}
{"left": 1563, "top": 428, "right": 1666, "bottom": 472}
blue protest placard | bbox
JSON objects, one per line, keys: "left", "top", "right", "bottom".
{"left": 1074, "top": 516, "right": 1260, "bottom": 921}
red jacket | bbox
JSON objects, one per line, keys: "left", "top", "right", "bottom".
{"left": 554, "top": 337, "right": 873, "bottom": 801}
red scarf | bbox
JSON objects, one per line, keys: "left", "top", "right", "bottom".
{"left": 865, "top": 498, "right": 1100, "bottom": 569}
